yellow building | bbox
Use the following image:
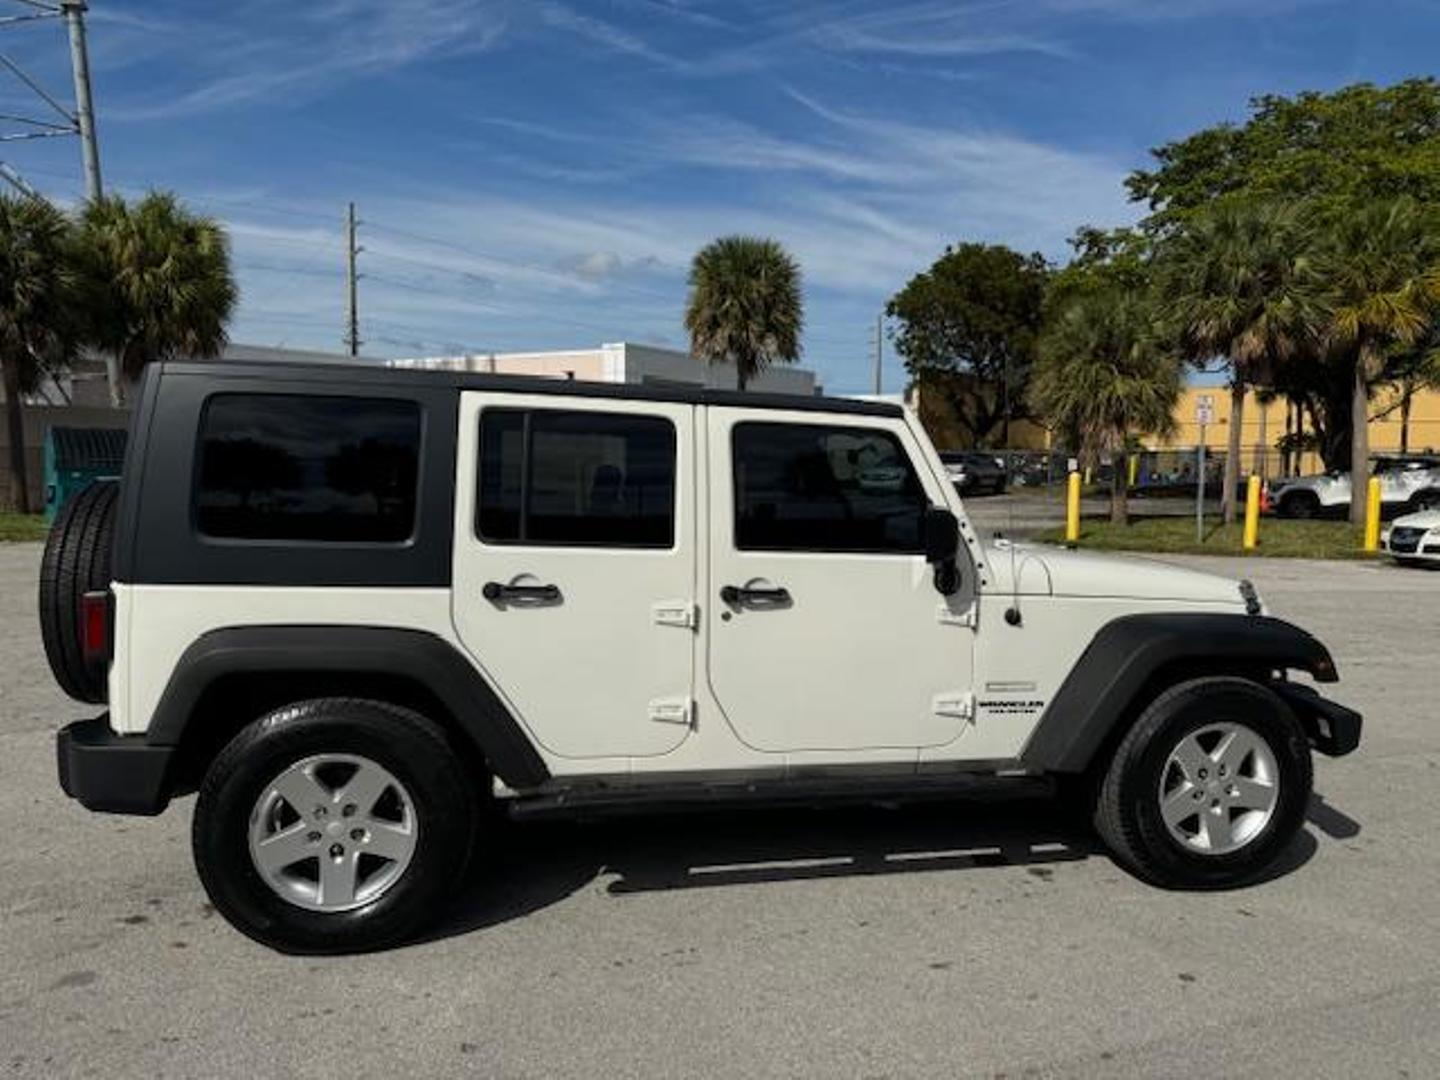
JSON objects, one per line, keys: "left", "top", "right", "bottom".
{"left": 1150, "top": 385, "right": 1440, "bottom": 477}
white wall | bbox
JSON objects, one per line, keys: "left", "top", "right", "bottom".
{"left": 390, "top": 342, "right": 819, "bottom": 396}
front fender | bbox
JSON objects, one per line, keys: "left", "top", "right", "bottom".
{"left": 1019, "top": 613, "right": 1338, "bottom": 774}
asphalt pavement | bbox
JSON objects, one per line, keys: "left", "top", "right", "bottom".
{"left": 2, "top": 542, "right": 1437, "bottom": 1078}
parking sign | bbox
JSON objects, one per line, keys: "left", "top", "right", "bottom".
{"left": 1196, "top": 394, "right": 1214, "bottom": 426}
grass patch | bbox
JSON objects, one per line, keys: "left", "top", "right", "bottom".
{"left": 0, "top": 511, "right": 49, "bottom": 542}
{"left": 1033, "top": 515, "right": 1371, "bottom": 560}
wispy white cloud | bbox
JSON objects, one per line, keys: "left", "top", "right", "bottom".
{"left": 802, "top": 1, "right": 1075, "bottom": 60}
{"left": 105, "top": 0, "right": 509, "bottom": 121}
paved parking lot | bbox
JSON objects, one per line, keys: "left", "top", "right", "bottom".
{"left": 2, "top": 542, "right": 1438, "bottom": 1078}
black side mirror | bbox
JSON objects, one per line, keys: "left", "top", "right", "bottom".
{"left": 922, "top": 507, "right": 961, "bottom": 596}
{"left": 923, "top": 507, "right": 959, "bottom": 564}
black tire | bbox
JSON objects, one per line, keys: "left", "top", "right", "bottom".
{"left": 193, "top": 698, "right": 478, "bottom": 954}
{"left": 1092, "top": 677, "right": 1312, "bottom": 889}
{"left": 1278, "top": 491, "right": 1319, "bottom": 519}
{"left": 38, "top": 479, "right": 119, "bottom": 703}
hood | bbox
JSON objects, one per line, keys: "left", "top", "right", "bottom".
{"left": 1392, "top": 509, "right": 1440, "bottom": 530}
{"left": 986, "top": 541, "right": 1247, "bottom": 606}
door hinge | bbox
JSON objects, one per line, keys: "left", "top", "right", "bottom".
{"left": 937, "top": 602, "right": 978, "bottom": 629}
{"left": 933, "top": 691, "right": 974, "bottom": 721}
{"left": 653, "top": 600, "right": 697, "bottom": 629}
{"left": 648, "top": 696, "right": 694, "bottom": 726}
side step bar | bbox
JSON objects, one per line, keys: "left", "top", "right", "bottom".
{"left": 505, "top": 769, "right": 1049, "bottom": 821}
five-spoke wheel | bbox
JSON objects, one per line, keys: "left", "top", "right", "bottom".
{"left": 194, "top": 698, "right": 477, "bottom": 953}
{"left": 248, "top": 754, "right": 419, "bottom": 912}
{"left": 1092, "top": 676, "right": 1312, "bottom": 888}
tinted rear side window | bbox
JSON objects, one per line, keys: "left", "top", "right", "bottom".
{"left": 478, "top": 408, "right": 675, "bottom": 547}
{"left": 732, "top": 422, "right": 927, "bottom": 553}
{"left": 196, "top": 394, "right": 421, "bottom": 542}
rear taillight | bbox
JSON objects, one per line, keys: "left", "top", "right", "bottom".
{"left": 80, "top": 590, "right": 110, "bottom": 665}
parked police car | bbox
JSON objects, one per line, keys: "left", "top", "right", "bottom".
{"left": 44, "top": 362, "right": 1361, "bottom": 952}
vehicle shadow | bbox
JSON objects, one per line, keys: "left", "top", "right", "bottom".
{"left": 416, "top": 787, "right": 1342, "bottom": 946}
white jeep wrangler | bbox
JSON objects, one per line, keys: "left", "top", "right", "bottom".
{"left": 45, "top": 362, "right": 1361, "bottom": 952}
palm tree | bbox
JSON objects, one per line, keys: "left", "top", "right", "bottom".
{"left": 684, "top": 236, "right": 802, "bottom": 390}
{"left": 1162, "top": 201, "right": 1325, "bottom": 523}
{"left": 1032, "top": 289, "right": 1182, "bottom": 525}
{"left": 76, "top": 192, "right": 236, "bottom": 406}
{"left": 1321, "top": 198, "right": 1440, "bottom": 524}
{"left": 0, "top": 195, "right": 77, "bottom": 512}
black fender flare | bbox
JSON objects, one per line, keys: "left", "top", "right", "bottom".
{"left": 145, "top": 625, "right": 550, "bottom": 789}
{"left": 1019, "top": 613, "right": 1338, "bottom": 774}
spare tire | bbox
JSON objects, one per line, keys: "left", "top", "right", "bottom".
{"left": 39, "top": 479, "right": 119, "bottom": 704}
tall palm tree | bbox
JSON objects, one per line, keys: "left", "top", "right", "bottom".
{"left": 1032, "top": 289, "right": 1182, "bottom": 525}
{"left": 0, "top": 195, "right": 77, "bottom": 512}
{"left": 76, "top": 192, "right": 237, "bottom": 406}
{"left": 1321, "top": 198, "right": 1440, "bottom": 524}
{"left": 1162, "top": 201, "right": 1325, "bottom": 523}
{"left": 685, "top": 236, "right": 802, "bottom": 390}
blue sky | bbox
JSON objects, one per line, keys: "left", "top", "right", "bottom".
{"left": 2, "top": 0, "right": 1438, "bottom": 392}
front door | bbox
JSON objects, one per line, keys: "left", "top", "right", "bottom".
{"left": 452, "top": 392, "right": 696, "bottom": 760}
{"left": 705, "top": 409, "right": 975, "bottom": 754}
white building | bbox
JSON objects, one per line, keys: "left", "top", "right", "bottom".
{"left": 389, "top": 342, "right": 818, "bottom": 396}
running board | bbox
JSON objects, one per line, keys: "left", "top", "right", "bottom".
{"left": 505, "top": 769, "right": 1048, "bottom": 821}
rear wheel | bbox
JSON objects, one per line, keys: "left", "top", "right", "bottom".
{"left": 38, "top": 479, "right": 118, "bottom": 703}
{"left": 1278, "top": 491, "right": 1320, "bottom": 519}
{"left": 1092, "top": 677, "right": 1312, "bottom": 889}
{"left": 193, "top": 698, "right": 478, "bottom": 953}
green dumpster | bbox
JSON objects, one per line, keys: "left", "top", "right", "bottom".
{"left": 43, "top": 426, "right": 127, "bottom": 524}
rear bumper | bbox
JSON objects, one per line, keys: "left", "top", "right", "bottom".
{"left": 1271, "top": 682, "right": 1363, "bottom": 757}
{"left": 57, "top": 715, "right": 175, "bottom": 815}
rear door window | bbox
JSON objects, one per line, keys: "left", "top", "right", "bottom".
{"left": 477, "top": 408, "right": 676, "bottom": 547}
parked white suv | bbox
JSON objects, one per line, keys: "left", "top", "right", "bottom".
{"left": 44, "top": 362, "right": 1361, "bottom": 952}
{"left": 1269, "top": 455, "right": 1440, "bottom": 518}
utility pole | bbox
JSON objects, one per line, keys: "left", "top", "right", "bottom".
{"left": 345, "top": 201, "right": 361, "bottom": 357}
{"left": 60, "top": 1, "right": 100, "bottom": 201}
{"left": 873, "top": 314, "right": 882, "bottom": 395}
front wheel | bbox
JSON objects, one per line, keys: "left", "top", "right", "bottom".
{"left": 1092, "top": 677, "right": 1312, "bottom": 889}
{"left": 193, "top": 698, "right": 478, "bottom": 953}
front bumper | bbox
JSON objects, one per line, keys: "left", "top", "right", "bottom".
{"left": 1270, "top": 683, "right": 1363, "bottom": 757}
{"left": 57, "top": 715, "right": 175, "bottom": 815}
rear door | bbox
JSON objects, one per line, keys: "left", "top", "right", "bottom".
{"left": 705, "top": 409, "right": 976, "bottom": 755}
{"left": 452, "top": 393, "right": 696, "bottom": 760}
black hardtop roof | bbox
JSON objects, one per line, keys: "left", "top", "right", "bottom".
{"left": 154, "top": 360, "right": 903, "bottom": 419}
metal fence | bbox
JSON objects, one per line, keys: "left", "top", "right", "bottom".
{"left": 982, "top": 446, "right": 1334, "bottom": 492}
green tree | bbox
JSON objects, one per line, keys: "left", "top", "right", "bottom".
{"left": 1320, "top": 197, "right": 1440, "bottom": 523}
{"left": 1128, "top": 79, "right": 1440, "bottom": 231}
{"left": 1130, "top": 80, "right": 1440, "bottom": 471}
{"left": 887, "top": 243, "right": 1049, "bottom": 447}
{"left": 1031, "top": 289, "right": 1182, "bottom": 525}
{"left": 76, "top": 192, "right": 236, "bottom": 406}
{"left": 684, "top": 236, "right": 802, "bottom": 391}
{"left": 0, "top": 195, "right": 78, "bottom": 512}
{"left": 1159, "top": 201, "right": 1326, "bottom": 522}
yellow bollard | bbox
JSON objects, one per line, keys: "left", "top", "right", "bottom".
{"left": 1363, "top": 476, "right": 1382, "bottom": 552}
{"left": 1066, "top": 470, "right": 1081, "bottom": 544}
{"left": 1243, "top": 474, "right": 1261, "bottom": 550}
